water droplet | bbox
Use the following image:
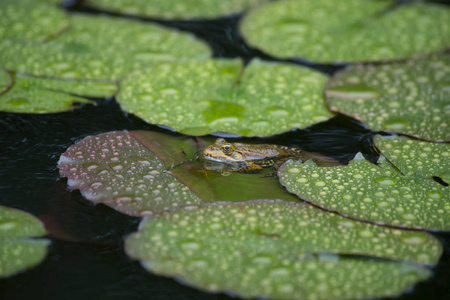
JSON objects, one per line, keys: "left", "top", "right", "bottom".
{"left": 180, "top": 241, "right": 201, "bottom": 251}
{"left": 427, "top": 191, "right": 442, "bottom": 199}
{"left": 402, "top": 213, "right": 416, "bottom": 220}
{"left": 288, "top": 167, "right": 300, "bottom": 173}
{"left": 375, "top": 176, "right": 396, "bottom": 185}
{"left": 269, "top": 267, "right": 291, "bottom": 277}
{"left": 401, "top": 233, "right": 426, "bottom": 245}
{"left": 296, "top": 177, "right": 308, "bottom": 183}
{"left": 383, "top": 118, "right": 410, "bottom": 131}
{"left": 188, "top": 260, "right": 208, "bottom": 269}
{"left": 251, "top": 255, "right": 274, "bottom": 265}
{"left": 251, "top": 120, "right": 270, "bottom": 127}
{"left": 315, "top": 181, "right": 326, "bottom": 187}
{"left": 266, "top": 106, "right": 290, "bottom": 117}
{"left": 359, "top": 230, "right": 373, "bottom": 238}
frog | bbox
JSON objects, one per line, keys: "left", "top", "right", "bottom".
{"left": 201, "top": 138, "right": 304, "bottom": 175}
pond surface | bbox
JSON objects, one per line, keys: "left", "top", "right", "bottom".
{"left": 0, "top": 2, "right": 449, "bottom": 299}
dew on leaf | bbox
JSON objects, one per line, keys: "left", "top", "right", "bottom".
{"left": 241, "top": 0, "right": 450, "bottom": 62}
{"left": 87, "top": 0, "right": 269, "bottom": 19}
{"left": 117, "top": 58, "right": 331, "bottom": 137}
{"left": 327, "top": 55, "right": 450, "bottom": 141}
{"left": 58, "top": 131, "right": 203, "bottom": 216}
{"left": 0, "top": 205, "right": 50, "bottom": 278}
{"left": 279, "top": 154, "right": 450, "bottom": 230}
{"left": 125, "top": 200, "right": 440, "bottom": 299}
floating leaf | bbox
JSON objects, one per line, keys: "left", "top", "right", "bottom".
{"left": 0, "top": 0, "right": 69, "bottom": 41}
{"left": 0, "top": 13, "right": 210, "bottom": 80}
{"left": 58, "top": 131, "right": 203, "bottom": 216}
{"left": 326, "top": 55, "right": 450, "bottom": 141}
{"left": 0, "top": 205, "right": 50, "bottom": 278}
{"left": 87, "top": 0, "right": 268, "bottom": 19}
{"left": 126, "top": 200, "right": 439, "bottom": 300}
{"left": 0, "top": 74, "right": 98, "bottom": 113}
{"left": 375, "top": 136, "right": 449, "bottom": 184}
{"left": 279, "top": 154, "right": 450, "bottom": 230}
{"left": 118, "top": 58, "right": 331, "bottom": 136}
{"left": 240, "top": 0, "right": 450, "bottom": 62}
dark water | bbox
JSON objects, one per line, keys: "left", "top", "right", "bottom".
{"left": 0, "top": 2, "right": 449, "bottom": 299}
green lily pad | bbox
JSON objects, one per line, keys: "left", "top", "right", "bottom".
{"left": 0, "top": 0, "right": 69, "bottom": 41}
{"left": 279, "top": 153, "right": 450, "bottom": 230}
{"left": 117, "top": 58, "right": 331, "bottom": 136}
{"left": 0, "top": 74, "right": 103, "bottom": 113}
{"left": 58, "top": 131, "right": 203, "bottom": 216}
{"left": 375, "top": 136, "right": 449, "bottom": 184}
{"left": 0, "top": 69, "right": 12, "bottom": 95}
{"left": 87, "top": 0, "right": 268, "bottom": 19}
{"left": 326, "top": 55, "right": 450, "bottom": 141}
{"left": 240, "top": 0, "right": 450, "bottom": 63}
{"left": 0, "top": 13, "right": 210, "bottom": 80}
{"left": 0, "top": 205, "right": 50, "bottom": 278}
{"left": 126, "top": 200, "right": 439, "bottom": 299}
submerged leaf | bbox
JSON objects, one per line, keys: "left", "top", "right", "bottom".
{"left": 126, "top": 200, "right": 438, "bottom": 300}
{"left": 0, "top": 0, "right": 69, "bottom": 41}
{"left": 87, "top": 0, "right": 269, "bottom": 19}
{"left": 241, "top": 0, "right": 450, "bottom": 62}
{"left": 0, "top": 13, "right": 210, "bottom": 80}
{"left": 118, "top": 58, "right": 331, "bottom": 136}
{"left": 375, "top": 136, "right": 449, "bottom": 184}
{"left": 279, "top": 154, "right": 450, "bottom": 230}
{"left": 326, "top": 55, "right": 450, "bottom": 141}
{"left": 58, "top": 131, "right": 203, "bottom": 216}
{"left": 0, "top": 74, "right": 98, "bottom": 113}
{"left": 0, "top": 205, "right": 50, "bottom": 278}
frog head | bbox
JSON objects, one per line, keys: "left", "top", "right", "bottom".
{"left": 202, "top": 138, "right": 244, "bottom": 163}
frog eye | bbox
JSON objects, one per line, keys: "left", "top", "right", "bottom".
{"left": 221, "top": 144, "right": 234, "bottom": 155}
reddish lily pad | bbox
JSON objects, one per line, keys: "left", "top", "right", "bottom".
{"left": 58, "top": 131, "right": 203, "bottom": 216}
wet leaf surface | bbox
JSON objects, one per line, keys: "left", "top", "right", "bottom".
{"left": 87, "top": 0, "right": 269, "bottom": 19}
{"left": 58, "top": 131, "right": 203, "bottom": 216}
{"left": 0, "top": 0, "right": 69, "bottom": 41}
{"left": 118, "top": 58, "right": 331, "bottom": 136}
{"left": 0, "top": 13, "right": 210, "bottom": 80}
{"left": 0, "top": 205, "right": 50, "bottom": 278}
{"left": 126, "top": 200, "right": 438, "bottom": 300}
{"left": 241, "top": 0, "right": 450, "bottom": 62}
{"left": 375, "top": 136, "right": 449, "bottom": 184}
{"left": 326, "top": 55, "right": 450, "bottom": 141}
{"left": 0, "top": 74, "right": 119, "bottom": 113}
{"left": 279, "top": 154, "right": 450, "bottom": 230}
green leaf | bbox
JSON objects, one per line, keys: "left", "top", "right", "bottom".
{"left": 0, "top": 74, "right": 98, "bottom": 113}
{"left": 279, "top": 154, "right": 450, "bottom": 230}
{"left": 0, "top": 0, "right": 69, "bottom": 41}
{"left": 126, "top": 200, "right": 438, "bottom": 299}
{"left": 326, "top": 55, "right": 450, "bottom": 141}
{"left": 58, "top": 131, "right": 203, "bottom": 216}
{"left": 375, "top": 136, "right": 449, "bottom": 184}
{"left": 0, "top": 13, "right": 211, "bottom": 80}
{"left": 0, "top": 205, "right": 50, "bottom": 278}
{"left": 87, "top": 0, "right": 269, "bottom": 19}
{"left": 117, "top": 58, "right": 331, "bottom": 136}
{"left": 240, "top": 0, "right": 450, "bottom": 62}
